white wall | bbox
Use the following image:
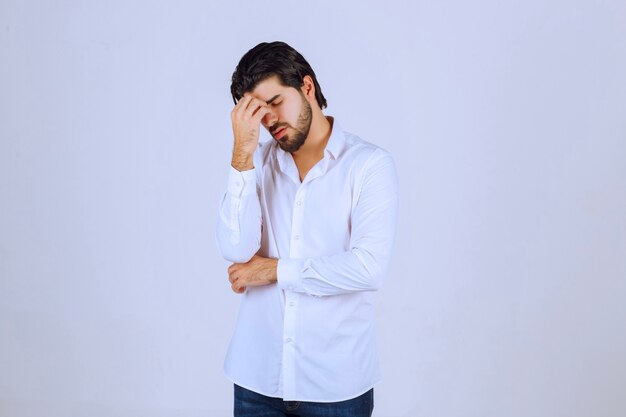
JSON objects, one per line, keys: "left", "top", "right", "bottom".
{"left": 1, "top": 1, "right": 625, "bottom": 416}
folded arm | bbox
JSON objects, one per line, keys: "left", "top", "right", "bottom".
{"left": 277, "top": 151, "right": 399, "bottom": 297}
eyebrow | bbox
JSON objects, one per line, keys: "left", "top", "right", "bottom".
{"left": 265, "top": 94, "right": 281, "bottom": 105}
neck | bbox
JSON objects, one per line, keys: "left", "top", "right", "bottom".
{"left": 292, "top": 110, "right": 332, "bottom": 159}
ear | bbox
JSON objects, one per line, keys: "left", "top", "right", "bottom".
{"left": 301, "top": 75, "right": 315, "bottom": 101}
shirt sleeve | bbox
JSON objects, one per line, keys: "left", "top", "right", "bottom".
{"left": 276, "top": 150, "right": 399, "bottom": 297}
{"left": 215, "top": 163, "right": 262, "bottom": 263}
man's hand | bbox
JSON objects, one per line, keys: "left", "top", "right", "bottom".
{"left": 230, "top": 93, "right": 271, "bottom": 171}
{"left": 228, "top": 255, "right": 278, "bottom": 294}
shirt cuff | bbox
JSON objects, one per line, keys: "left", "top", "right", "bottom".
{"left": 277, "top": 258, "right": 305, "bottom": 292}
{"left": 227, "top": 166, "right": 256, "bottom": 197}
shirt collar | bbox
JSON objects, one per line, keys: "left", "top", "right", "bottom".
{"left": 324, "top": 116, "right": 347, "bottom": 160}
{"left": 275, "top": 116, "right": 346, "bottom": 180}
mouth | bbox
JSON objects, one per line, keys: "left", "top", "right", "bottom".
{"left": 272, "top": 127, "right": 287, "bottom": 140}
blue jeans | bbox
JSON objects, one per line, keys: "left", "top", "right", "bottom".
{"left": 233, "top": 384, "right": 374, "bottom": 417}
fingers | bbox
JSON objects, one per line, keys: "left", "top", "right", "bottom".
{"left": 252, "top": 107, "right": 271, "bottom": 124}
{"left": 231, "top": 280, "right": 246, "bottom": 294}
{"left": 230, "top": 276, "right": 246, "bottom": 293}
{"left": 228, "top": 267, "right": 238, "bottom": 284}
{"left": 228, "top": 264, "right": 246, "bottom": 294}
{"left": 231, "top": 95, "right": 252, "bottom": 119}
{"left": 232, "top": 94, "right": 269, "bottom": 121}
{"left": 245, "top": 98, "right": 269, "bottom": 120}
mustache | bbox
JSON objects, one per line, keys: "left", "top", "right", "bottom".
{"left": 271, "top": 124, "right": 289, "bottom": 135}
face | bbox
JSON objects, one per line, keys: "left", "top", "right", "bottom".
{"left": 251, "top": 75, "right": 313, "bottom": 153}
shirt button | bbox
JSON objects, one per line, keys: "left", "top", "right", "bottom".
{"left": 294, "top": 235, "right": 300, "bottom": 240}
{"left": 285, "top": 337, "right": 293, "bottom": 343}
{"left": 296, "top": 201, "right": 302, "bottom": 206}
{"left": 288, "top": 301, "right": 295, "bottom": 307}
{"left": 235, "top": 181, "right": 242, "bottom": 187}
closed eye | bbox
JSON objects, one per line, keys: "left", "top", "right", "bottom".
{"left": 265, "top": 94, "right": 281, "bottom": 106}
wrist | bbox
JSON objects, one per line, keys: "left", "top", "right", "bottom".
{"left": 231, "top": 147, "right": 255, "bottom": 171}
{"left": 267, "top": 258, "right": 278, "bottom": 284}
{"left": 231, "top": 160, "right": 253, "bottom": 171}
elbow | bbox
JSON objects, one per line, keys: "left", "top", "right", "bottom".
{"left": 365, "top": 265, "right": 385, "bottom": 291}
{"left": 218, "top": 242, "right": 259, "bottom": 263}
{"left": 215, "top": 231, "right": 260, "bottom": 263}
{"left": 353, "top": 247, "right": 388, "bottom": 291}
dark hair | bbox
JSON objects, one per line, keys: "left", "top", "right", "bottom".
{"left": 230, "top": 41, "right": 327, "bottom": 109}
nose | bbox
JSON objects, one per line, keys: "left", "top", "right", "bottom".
{"left": 262, "top": 108, "right": 278, "bottom": 129}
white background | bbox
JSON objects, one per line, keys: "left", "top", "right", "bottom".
{"left": 1, "top": 1, "right": 625, "bottom": 416}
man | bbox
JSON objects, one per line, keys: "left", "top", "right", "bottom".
{"left": 216, "top": 41, "right": 398, "bottom": 417}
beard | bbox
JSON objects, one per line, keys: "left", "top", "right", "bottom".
{"left": 274, "top": 93, "right": 312, "bottom": 153}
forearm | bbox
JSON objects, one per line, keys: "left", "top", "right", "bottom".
{"left": 218, "top": 91, "right": 271, "bottom": 262}
{"left": 231, "top": 148, "right": 254, "bottom": 171}
{"left": 215, "top": 166, "right": 262, "bottom": 263}
{"left": 277, "top": 247, "right": 392, "bottom": 297}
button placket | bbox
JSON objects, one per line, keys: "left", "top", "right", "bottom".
{"left": 283, "top": 289, "right": 298, "bottom": 396}
{"left": 283, "top": 185, "right": 306, "bottom": 399}
{"left": 290, "top": 186, "right": 307, "bottom": 256}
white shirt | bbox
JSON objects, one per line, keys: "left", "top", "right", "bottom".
{"left": 216, "top": 117, "right": 399, "bottom": 402}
